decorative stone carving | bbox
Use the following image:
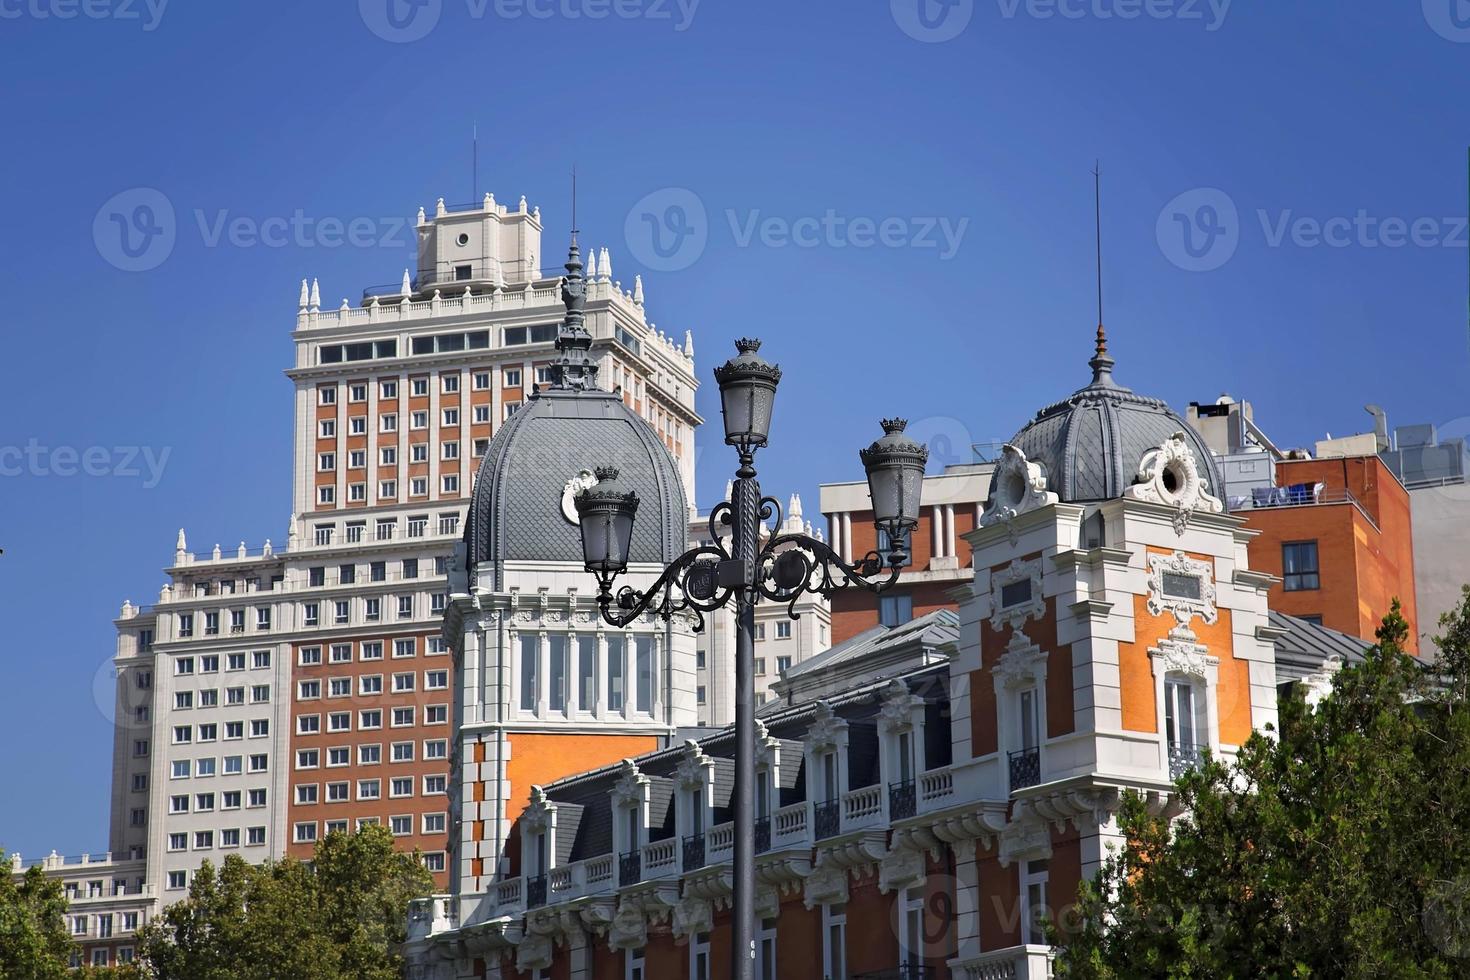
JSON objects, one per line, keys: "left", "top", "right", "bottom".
{"left": 610, "top": 759, "right": 647, "bottom": 808}
{"left": 561, "top": 468, "right": 599, "bottom": 524}
{"left": 522, "top": 785, "right": 552, "bottom": 834}
{"left": 877, "top": 846, "right": 927, "bottom": 895}
{"left": 877, "top": 678, "right": 923, "bottom": 735}
{"left": 1146, "top": 550, "right": 1218, "bottom": 627}
{"left": 998, "top": 814, "right": 1052, "bottom": 868}
{"left": 607, "top": 902, "right": 647, "bottom": 950}
{"left": 993, "top": 633, "right": 1049, "bottom": 692}
{"left": 1123, "top": 431, "right": 1224, "bottom": 534}
{"left": 806, "top": 701, "right": 848, "bottom": 755}
{"left": 980, "top": 444, "right": 1058, "bottom": 527}
{"left": 802, "top": 858, "right": 849, "bottom": 909}
{"left": 674, "top": 739, "right": 712, "bottom": 790}
{"left": 1152, "top": 629, "right": 1214, "bottom": 680}
{"left": 754, "top": 719, "right": 780, "bottom": 771}
{"left": 514, "top": 931, "right": 553, "bottom": 973}
{"left": 989, "top": 558, "right": 1045, "bottom": 632}
{"left": 671, "top": 895, "right": 713, "bottom": 938}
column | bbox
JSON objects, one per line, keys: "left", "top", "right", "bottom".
{"left": 951, "top": 840, "right": 981, "bottom": 959}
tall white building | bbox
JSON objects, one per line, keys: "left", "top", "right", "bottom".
{"left": 106, "top": 194, "right": 701, "bottom": 919}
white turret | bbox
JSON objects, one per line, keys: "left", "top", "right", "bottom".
{"left": 401, "top": 269, "right": 412, "bottom": 297}
{"left": 175, "top": 528, "right": 188, "bottom": 565}
{"left": 633, "top": 274, "right": 644, "bottom": 306}
{"left": 308, "top": 278, "right": 320, "bottom": 312}
{"left": 599, "top": 247, "right": 612, "bottom": 283}
{"left": 298, "top": 279, "right": 309, "bottom": 310}
{"left": 586, "top": 247, "right": 599, "bottom": 281}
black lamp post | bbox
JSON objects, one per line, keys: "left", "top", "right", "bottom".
{"left": 576, "top": 338, "right": 926, "bottom": 980}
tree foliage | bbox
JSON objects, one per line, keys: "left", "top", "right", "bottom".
{"left": 0, "top": 854, "right": 73, "bottom": 980}
{"left": 1056, "top": 596, "right": 1470, "bottom": 978}
{"left": 136, "top": 825, "right": 434, "bottom": 980}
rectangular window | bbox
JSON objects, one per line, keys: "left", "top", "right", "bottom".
{"left": 391, "top": 776, "right": 413, "bottom": 798}
{"left": 328, "top": 782, "right": 349, "bottom": 802}
{"left": 635, "top": 637, "right": 653, "bottom": 714}
{"left": 392, "top": 741, "right": 414, "bottom": 762}
{"left": 776, "top": 621, "right": 791, "bottom": 639}
{"left": 879, "top": 593, "right": 914, "bottom": 628}
{"left": 520, "top": 634, "right": 539, "bottom": 711}
{"left": 1282, "top": 541, "right": 1320, "bottom": 591}
{"left": 361, "top": 709, "right": 383, "bottom": 729}
{"left": 423, "top": 812, "right": 446, "bottom": 834}
{"left": 247, "top": 827, "right": 266, "bottom": 846}
{"left": 823, "top": 903, "right": 847, "bottom": 980}
{"left": 358, "top": 780, "right": 381, "bottom": 801}
{"left": 299, "top": 646, "right": 322, "bottom": 665}
{"left": 1021, "top": 859, "right": 1050, "bottom": 945}
{"left": 391, "top": 815, "right": 413, "bottom": 835}
{"left": 607, "top": 635, "right": 625, "bottom": 712}
{"left": 359, "top": 744, "right": 381, "bottom": 765}
{"left": 548, "top": 634, "right": 568, "bottom": 712}
{"left": 424, "top": 739, "right": 448, "bottom": 760}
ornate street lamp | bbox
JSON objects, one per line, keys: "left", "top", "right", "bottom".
{"left": 576, "top": 338, "right": 926, "bottom": 980}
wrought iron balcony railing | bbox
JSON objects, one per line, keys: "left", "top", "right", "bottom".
{"left": 888, "top": 779, "right": 917, "bottom": 821}
{"left": 754, "top": 816, "right": 771, "bottom": 854}
{"left": 1169, "top": 742, "right": 1205, "bottom": 780}
{"left": 682, "top": 833, "right": 706, "bottom": 872}
{"left": 813, "top": 799, "right": 842, "bottom": 841}
{"left": 1009, "top": 747, "right": 1041, "bottom": 790}
{"left": 525, "top": 874, "right": 546, "bottom": 909}
{"left": 618, "top": 851, "right": 641, "bottom": 887}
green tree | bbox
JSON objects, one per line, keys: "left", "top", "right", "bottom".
{"left": 1056, "top": 597, "right": 1470, "bottom": 978}
{"left": 0, "top": 854, "right": 73, "bottom": 980}
{"left": 137, "top": 826, "right": 433, "bottom": 980}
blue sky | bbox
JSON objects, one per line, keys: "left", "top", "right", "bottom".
{"left": 1, "top": 0, "right": 1467, "bottom": 856}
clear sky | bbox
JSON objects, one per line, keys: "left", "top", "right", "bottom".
{"left": 1, "top": 0, "right": 1467, "bottom": 857}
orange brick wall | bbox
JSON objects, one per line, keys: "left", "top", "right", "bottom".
{"left": 1244, "top": 456, "right": 1417, "bottom": 651}
{"left": 503, "top": 732, "right": 659, "bottom": 817}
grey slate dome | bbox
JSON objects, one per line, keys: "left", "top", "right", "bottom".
{"left": 1000, "top": 327, "right": 1224, "bottom": 507}
{"left": 463, "top": 239, "right": 687, "bottom": 588}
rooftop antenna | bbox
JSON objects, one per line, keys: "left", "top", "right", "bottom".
{"left": 1093, "top": 160, "right": 1103, "bottom": 336}
{"left": 472, "top": 123, "right": 478, "bottom": 202}
{"left": 570, "top": 164, "right": 578, "bottom": 243}
{"left": 1088, "top": 161, "right": 1116, "bottom": 385}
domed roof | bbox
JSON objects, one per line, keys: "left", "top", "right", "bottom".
{"left": 463, "top": 240, "right": 688, "bottom": 589}
{"left": 1000, "top": 328, "right": 1224, "bottom": 507}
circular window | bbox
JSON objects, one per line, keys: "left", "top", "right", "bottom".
{"left": 456, "top": 233, "right": 470, "bottom": 246}
{"left": 1161, "top": 461, "right": 1186, "bottom": 498}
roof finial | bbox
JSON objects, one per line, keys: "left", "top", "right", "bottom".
{"left": 547, "top": 225, "right": 599, "bottom": 393}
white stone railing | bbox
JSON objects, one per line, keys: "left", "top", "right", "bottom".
{"left": 842, "top": 784, "right": 884, "bottom": 830}
{"left": 708, "top": 822, "right": 735, "bottom": 861}
{"left": 584, "top": 854, "right": 615, "bottom": 890}
{"left": 547, "top": 866, "right": 574, "bottom": 900}
{"left": 493, "top": 876, "right": 523, "bottom": 912}
{"left": 642, "top": 837, "right": 680, "bottom": 879}
{"left": 949, "top": 945, "right": 1056, "bottom": 980}
{"left": 772, "top": 801, "right": 808, "bottom": 846}
{"left": 919, "top": 766, "right": 956, "bottom": 812}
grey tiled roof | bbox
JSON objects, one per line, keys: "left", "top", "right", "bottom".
{"left": 1004, "top": 369, "right": 1225, "bottom": 507}
{"left": 463, "top": 387, "right": 687, "bottom": 589}
{"left": 781, "top": 608, "right": 960, "bottom": 681}
{"left": 1270, "top": 610, "right": 1370, "bottom": 682}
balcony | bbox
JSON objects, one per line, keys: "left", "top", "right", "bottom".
{"left": 1009, "top": 748, "right": 1041, "bottom": 791}
{"left": 618, "top": 851, "right": 641, "bottom": 886}
{"left": 682, "top": 833, "right": 706, "bottom": 872}
{"left": 889, "top": 779, "right": 917, "bottom": 821}
{"left": 524, "top": 874, "right": 546, "bottom": 909}
{"left": 1168, "top": 742, "right": 1205, "bottom": 781}
{"left": 949, "top": 945, "right": 1056, "bottom": 980}
{"left": 813, "top": 799, "right": 841, "bottom": 840}
{"left": 754, "top": 816, "right": 771, "bottom": 854}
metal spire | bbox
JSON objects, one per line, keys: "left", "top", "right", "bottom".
{"left": 1088, "top": 162, "right": 1116, "bottom": 386}
{"left": 548, "top": 169, "right": 598, "bottom": 392}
